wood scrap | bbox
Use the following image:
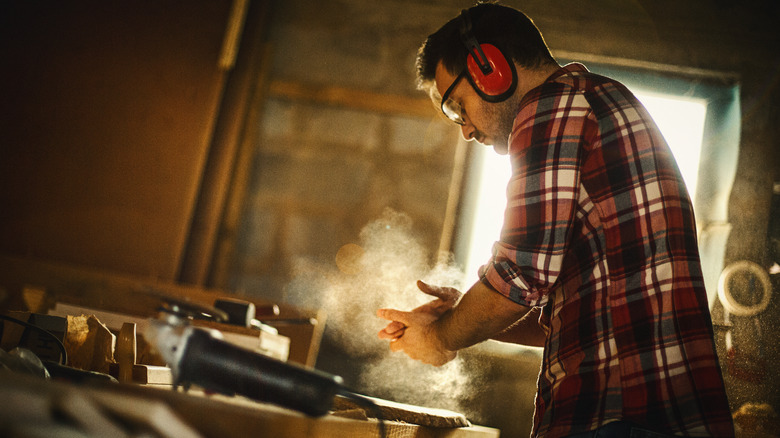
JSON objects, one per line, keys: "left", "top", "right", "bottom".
{"left": 64, "top": 314, "right": 115, "bottom": 374}
{"left": 332, "top": 394, "right": 471, "bottom": 428}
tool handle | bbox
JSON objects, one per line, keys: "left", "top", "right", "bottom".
{"left": 178, "top": 328, "right": 343, "bottom": 417}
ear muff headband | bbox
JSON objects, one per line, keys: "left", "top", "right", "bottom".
{"left": 458, "top": 9, "right": 517, "bottom": 102}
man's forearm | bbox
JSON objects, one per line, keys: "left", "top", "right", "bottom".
{"left": 491, "top": 307, "right": 546, "bottom": 347}
{"left": 433, "top": 280, "right": 532, "bottom": 351}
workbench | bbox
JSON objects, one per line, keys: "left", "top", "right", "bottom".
{"left": 0, "top": 371, "right": 500, "bottom": 438}
{"left": 0, "top": 255, "right": 501, "bottom": 436}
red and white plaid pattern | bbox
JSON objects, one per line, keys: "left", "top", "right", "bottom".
{"left": 479, "top": 64, "right": 734, "bottom": 437}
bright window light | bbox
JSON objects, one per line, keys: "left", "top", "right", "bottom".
{"left": 462, "top": 149, "right": 511, "bottom": 285}
{"left": 462, "top": 92, "right": 708, "bottom": 285}
{"left": 633, "top": 91, "right": 708, "bottom": 198}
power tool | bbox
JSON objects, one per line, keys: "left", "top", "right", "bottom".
{"left": 143, "top": 294, "right": 384, "bottom": 435}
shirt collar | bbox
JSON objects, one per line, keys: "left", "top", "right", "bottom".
{"left": 544, "top": 62, "right": 589, "bottom": 82}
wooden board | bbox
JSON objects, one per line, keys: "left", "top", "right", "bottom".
{"left": 332, "top": 395, "right": 471, "bottom": 429}
{"left": 0, "top": 1, "right": 237, "bottom": 280}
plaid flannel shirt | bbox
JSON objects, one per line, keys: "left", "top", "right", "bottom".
{"left": 479, "top": 63, "right": 734, "bottom": 437}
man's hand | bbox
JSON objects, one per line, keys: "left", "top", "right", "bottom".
{"left": 377, "top": 279, "right": 532, "bottom": 365}
{"left": 377, "top": 280, "right": 462, "bottom": 341}
{"left": 376, "top": 305, "right": 456, "bottom": 366}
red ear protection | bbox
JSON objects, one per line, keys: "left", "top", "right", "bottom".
{"left": 466, "top": 43, "right": 515, "bottom": 99}
{"left": 458, "top": 9, "right": 517, "bottom": 102}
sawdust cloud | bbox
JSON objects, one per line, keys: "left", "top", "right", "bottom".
{"left": 286, "top": 208, "right": 484, "bottom": 418}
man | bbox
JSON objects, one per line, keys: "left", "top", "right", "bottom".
{"left": 377, "top": 3, "right": 735, "bottom": 437}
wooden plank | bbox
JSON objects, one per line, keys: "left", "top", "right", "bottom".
{"left": 333, "top": 395, "right": 470, "bottom": 428}
{"left": 552, "top": 49, "right": 740, "bottom": 82}
{"left": 178, "top": 0, "right": 273, "bottom": 286}
{"left": 437, "top": 139, "right": 470, "bottom": 258}
{"left": 208, "top": 43, "right": 274, "bottom": 291}
{"left": 0, "top": 1, "right": 234, "bottom": 280}
{"left": 268, "top": 79, "right": 438, "bottom": 119}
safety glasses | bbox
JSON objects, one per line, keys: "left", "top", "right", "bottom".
{"left": 440, "top": 70, "right": 467, "bottom": 126}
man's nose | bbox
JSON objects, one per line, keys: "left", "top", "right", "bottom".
{"left": 460, "top": 120, "right": 476, "bottom": 141}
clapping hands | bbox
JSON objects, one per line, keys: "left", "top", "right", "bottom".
{"left": 376, "top": 280, "right": 462, "bottom": 366}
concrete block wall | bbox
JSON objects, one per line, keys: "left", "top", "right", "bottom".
{"left": 232, "top": 94, "right": 459, "bottom": 304}
{"left": 226, "top": 0, "right": 474, "bottom": 310}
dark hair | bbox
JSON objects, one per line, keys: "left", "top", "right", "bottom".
{"left": 415, "top": 2, "right": 556, "bottom": 90}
